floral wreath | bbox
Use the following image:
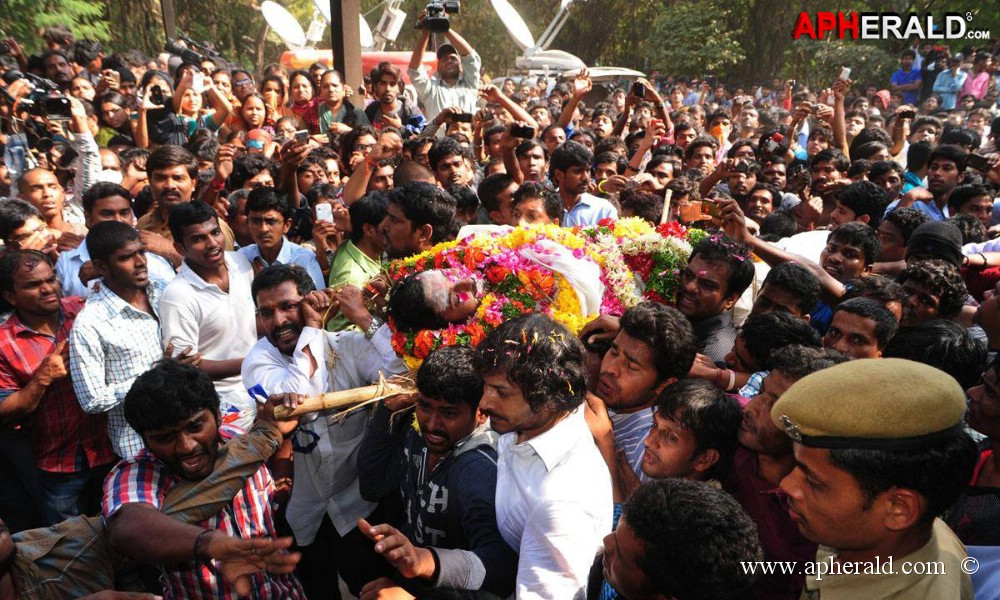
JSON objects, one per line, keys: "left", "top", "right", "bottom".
{"left": 387, "top": 219, "right": 704, "bottom": 369}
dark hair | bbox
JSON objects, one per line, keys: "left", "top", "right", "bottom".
{"left": 619, "top": 303, "right": 697, "bottom": 381}
{"left": 829, "top": 221, "right": 882, "bottom": 265}
{"left": 387, "top": 182, "right": 456, "bottom": 245}
{"left": 897, "top": 259, "right": 967, "bottom": 320}
{"left": 417, "top": 346, "right": 484, "bottom": 408}
{"left": 618, "top": 189, "right": 664, "bottom": 224}
{"left": 623, "top": 479, "right": 763, "bottom": 600}
{"left": 512, "top": 181, "right": 561, "bottom": 221}
{"left": 835, "top": 180, "right": 889, "bottom": 229}
{"left": 168, "top": 200, "right": 218, "bottom": 243}
{"left": 79, "top": 182, "right": 130, "bottom": 214}
{"left": 0, "top": 199, "right": 43, "bottom": 240}
{"left": 387, "top": 273, "right": 450, "bottom": 333}
{"left": 768, "top": 344, "right": 850, "bottom": 380}
{"left": 515, "top": 139, "right": 547, "bottom": 161}
{"left": 809, "top": 148, "right": 850, "bottom": 173}
{"left": 549, "top": 141, "right": 593, "bottom": 178}
{"left": 759, "top": 211, "right": 798, "bottom": 241}
{"left": 349, "top": 192, "right": 389, "bottom": 244}
{"left": 147, "top": 144, "right": 198, "bottom": 179}
{"left": 906, "top": 140, "right": 935, "bottom": 172}
{"left": 447, "top": 184, "right": 479, "bottom": 217}
{"left": 843, "top": 274, "right": 906, "bottom": 309}
{"left": 684, "top": 136, "right": 720, "bottom": 162}
{"left": 689, "top": 234, "right": 755, "bottom": 299}
{"left": 473, "top": 314, "right": 586, "bottom": 413}
{"left": 833, "top": 297, "right": 898, "bottom": 348}
{"left": 655, "top": 379, "right": 742, "bottom": 481}
{"left": 947, "top": 183, "right": 993, "bottom": 214}
{"left": 741, "top": 312, "right": 821, "bottom": 367}
{"left": 883, "top": 207, "right": 930, "bottom": 244}
{"left": 883, "top": 319, "right": 987, "bottom": 390}
{"left": 251, "top": 264, "right": 315, "bottom": 306}
{"left": 245, "top": 187, "right": 292, "bottom": 219}
{"left": 428, "top": 137, "right": 471, "bottom": 172}
{"left": 477, "top": 173, "right": 516, "bottom": 214}
{"left": 229, "top": 154, "right": 278, "bottom": 191}
{"left": 940, "top": 128, "right": 977, "bottom": 149}
{"left": 868, "top": 160, "right": 903, "bottom": 182}
{"left": 288, "top": 70, "right": 315, "bottom": 99}
{"left": 124, "top": 360, "right": 221, "bottom": 437}
{"left": 87, "top": 221, "right": 140, "bottom": 263}
{"left": 0, "top": 250, "right": 52, "bottom": 295}
{"left": 595, "top": 151, "right": 627, "bottom": 175}
{"left": 927, "top": 144, "right": 968, "bottom": 172}
{"left": 947, "top": 213, "right": 986, "bottom": 245}
{"left": 760, "top": 262, "right": 821, "bottom": 314}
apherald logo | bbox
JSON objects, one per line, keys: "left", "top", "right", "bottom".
{"left": 793, "top": 12, "right": 991, "bottom": 40}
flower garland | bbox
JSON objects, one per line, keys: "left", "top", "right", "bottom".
{"left": 388, "top": 219, "right": 702, "bottom": 368}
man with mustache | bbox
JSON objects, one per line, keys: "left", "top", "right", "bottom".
{"left": 241, "top": 264, "right": 405, "bottom": 600}
{"left": 356, "top": 345, "right": 517, "bottom": 598}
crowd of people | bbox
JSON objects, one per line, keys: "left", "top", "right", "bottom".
{"left": 0, "top": 15, "right": 999, "bottom": 600}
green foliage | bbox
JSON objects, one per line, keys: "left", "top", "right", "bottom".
{"left": 648, "top": 2, "right": 744, "bottom": 78}
{"left": 789, "top": 38, "right": 897, "bottom": 91}
{"left": 0, "top": 0, "right": 110, "bottom": 53}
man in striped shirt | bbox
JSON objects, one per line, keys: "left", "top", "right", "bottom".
{"left": 103, "top": 360, "right": 305, "bottom": 600}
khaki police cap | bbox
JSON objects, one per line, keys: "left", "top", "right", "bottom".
{"left": 771, "top": 358, "right": 966, "bottom": 450}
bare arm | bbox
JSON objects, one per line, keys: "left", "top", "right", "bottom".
{"left": 500, "top": 124, "right": 524, "bottom": 184}
{"left": 0, "top": 342, "right": 67, "bottom": 423}
{"left": 481, "top": 85, "right": 535, "bottom": 128}
{"left": 555, "top": 69, "right": 591, "bottom": 131}
{"left": 831, "top": 78, "right": 849, "bottom": 157}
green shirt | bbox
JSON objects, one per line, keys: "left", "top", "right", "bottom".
{"left": 326, "top": 240, "right": 382, "bottom": 332}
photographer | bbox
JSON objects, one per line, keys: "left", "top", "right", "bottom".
{"left": 407, "top": 6, "right": 481, "bottom": 122}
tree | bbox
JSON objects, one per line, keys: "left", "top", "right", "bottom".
{"left": 648, "top": 2, "right": 744, "bottom": 79}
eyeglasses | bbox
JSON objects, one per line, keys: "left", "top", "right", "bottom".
{"left": 247, "top": 216, "right": 285, "bottom": 228}
{"left": 353, "top": 142, "right": 376, "bottom": 153}
{"left": 234, "top": 79, "right": 254, "bottom": 88}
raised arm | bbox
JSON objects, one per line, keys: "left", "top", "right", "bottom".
{"left": 556, "top": 69, "right": 591, "bottom": 131}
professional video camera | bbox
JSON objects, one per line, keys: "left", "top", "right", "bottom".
{"left": 1, "top": 71, "right": 71, "bottom": 119}
{"left": 165, "top": 35, "right": 233, "bottom": 69}
{"left": 418, "top": 0, "right": 460, "bottom": 33}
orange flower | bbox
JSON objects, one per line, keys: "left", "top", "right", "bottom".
{"left": 441, "top": 329, "right": 458, "bottom": 346}
{"left": 467, "top": 322, "right": 486, "bottom": 345}
{"left": 485, "top": 265, "right": 511, "bottom": 284}
{"left": 414, "top": 330, "right": 437, "bottom": 359}
{"left": 518, "top": 269, "right": 555, "bottom": 296}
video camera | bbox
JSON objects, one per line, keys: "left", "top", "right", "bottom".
{"left": 165, "top": 35, "right": 232, "bottom": 69}
{"left": 1, "top": 71, "right": 71, "bottom": 119}
{"left": 419, "top": 0, "right": 460, "bottom": 33}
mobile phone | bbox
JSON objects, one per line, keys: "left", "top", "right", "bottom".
{"left": 631, "top": 81, "right": 647, "bottom": 99}
{"left": 294, "top": 130, "right": 309, "bottom": 143}
{"left": 792, "top": 169, "right": 811, "bottom": 190}
{"left": 315, "top": 203, "right": 334, "bottom": 223}
{"left": 191, "top": 72, "right": 206, "bottom": 94}
{"left": 149, "top": 85, "right": 165, "bottom": 106}
{"left": 968, "top": 153, "right": 993, "bottom": 173}
{"left": 898, "top": 109, "right": 916, "bottom": 120}
{"left": 839, "top": 67, "right": 851, "bottom": 81}
{"left": 510, "top": 123, "right": 536, "bottom": 139}
{"left": 451, "top": 113, "right": 473, "bottom": 123}
{"left": 701, "top": 199, "right": 722, "bottom": 219}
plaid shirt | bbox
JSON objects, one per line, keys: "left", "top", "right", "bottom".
{"left": 102, "top": 425, "right": 306, "bottom": 600}
{"left": 0, "top": 297, "right": 114, "bottom": 473}
{"left": 69, "top": 280, "right": 167, "bottom": 459}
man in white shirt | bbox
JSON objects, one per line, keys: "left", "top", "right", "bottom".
{"left": 160, "top": 201, "right": 258, "bottom": 430}
{"left": 407, "top": 16, "right": 481, "bottom": 121}
{"left": 241, "top": 263, "right": 405, "bottom": 599}
{"left": 473, "top": 313, "right": 612, "bottom": 600}
{"left": 550, "top": 142, "right": 617, "bottom": 228}
{"left": 237, "top": 187, "right": 325, "bottom": 289}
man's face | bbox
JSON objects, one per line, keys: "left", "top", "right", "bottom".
{"left": 555, "top": 165, "right": 591, "bottom": 198}
{"left": 479, "top": 373, "right": 554, "bottom": 442}
{"left": 20, "top": 169, "right": 65, "bottom": 222}
{"left": 872, "top": 170, "right": 902, "bottom": 201}
{"left": 846, "top": 116, "right": 866, "bottom": 138}
{"left": 594, "top": 162, "right": 618, "bottom": 186}
{"left": 44, "top": 53, "right": 74, "bottom": 85}
{"left": 876, "top": 220, "right": 907, "bottom": 263}
{"left": 296, "top": 162, "right": 328, "bottom": 196}
{"left": 641, "top": 408, "right": 705, "bottom": 480}
{"left": 434, "top": 153, "right": 471, "bottom": 188}
{"left": 780, "top": 444, "right": 886, "bottom": 550}
{"left": 437, "top": 52, "right": 461, "bottom": 80}
{"left": 487, "top": 182, "right": 517, "bottom": 225}
{"left": 248, "top": 209, "right": 290, "bottom": 253}
{"left": 727, "top": 172, "right": 756, "bottom": 199}
{"left": 822, "top": 310, "right": 882, "bottom": 359}
{"left": 321, "top": 73, "right": 344, "bottom": 104}
{"left": 901, "top": 278, "right": 941, "bottom": 325}
{"left": 70, "top": 77, "right": 96, "bottom": 100}
{"left": 820, "top": 239, "right": 867, "bottom": 283}
{"left": 724, "top": 332, "right": 759, "bottom": 373}
{"left": 256, "top": 280, "right": 305, "bottom": 355}
{"left": 647, "top": 162, "right": 673, "bottom": 190}
{"left": 375, "top": 74, "right": 398, "bottom": 105}
{"left": 677, "top": 256, "right": 733, "bottom": 320}
{"left": 806, "top": 135, "right": 829, "bottom": 158}
{"left": 1, "top": 259, "right": 61, "bottom": 318}
{"left": 602, "top": 517, "right": 655, "bottom": 600}
{"left": 530, "top": 106, "right": 552, "bottom": 129}
{"left": 739, "top": 370, "right": 794, "bottom": 456}
{"left": 212, "top": 72, "right": 232, "bottom": 96}
{"left": 542, "top": 127, "right": 566, "bottom": 155}
{"left": 379, "top": 201, "right": 422, "bottom": 259}
{"left": 370, "top": 165, "right": 394, "bottom": 192}
{"left": 676, "top": 128, "right": 697, "bottom": 151}
{"left": 809, "top": 160, "right": 843, "bottom": 195}
{"left": 746, "top": 189, "right": 774, "bottom": 221}
{"left": 512, "top": 198, "right": 552, "bottom": 226}
{"left": 901, "top": 55, "right": 914, "bottom": 69}
{"left": 518, "top": 146, "right": 547, "bottom": 182}
{"left": 144, "top": 409, "right": 220, "bottom": 481}
{"left": 150, "top": 165, "right": 194, "bottom": 210}
{"left": 96, "top": 238, "right": 150, "bottom": 290}
{"left": 175, "top": 219, "right": 225, "bottom": 270}
{"left": 597, "top": 332, "right": 668, "bottom": 412}
{"left": 243, "top": 169, "right": 275, "bottom": 190}
{"left": 738, "top": 109, "right": 759, "bottom": 133}
{"left": 761, "top": 163, "right": 787, "bottom": 190}
{"left": 975, "top": 282, "right": 1000, "bottom": 349}
{"left": 909, "top": 124, "right": 938, "bottom": 144}
{"left": 967, "top": 368, "right": 1000, "bottom": 436}
{"left": 927, "top": 159, "right": 963, "bottom": 196}
{"left": 416, "top": 393, "right": 479, "bottom": 457}
{"left": 752, "top": 283, "right": 808, "bottom": 319}
{"left": 417, "top": 269, "right": 482, "bottom": 323}
{"left": 958, "top": 194, "right": 993, "bottom": 229}
{"left": 686, "top": 146, "right": 715, "bottom": 177}
{"left": 828, "top": 201, "right": 859, "bottom": 229}
{"left": 592, "top": 115, "right": 614, "bottom": 139}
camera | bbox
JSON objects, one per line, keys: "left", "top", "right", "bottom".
{"left": 166, "top": 38, "right": 206, "bottom": 66}
{"left": 5, "top": 71, "right": 72, "bottom": 119}
{"left": 420, "top": 0, "right": 460, "bottom": 33}
{"left": 510, "top": 123, "right": 535, "bottom": 139}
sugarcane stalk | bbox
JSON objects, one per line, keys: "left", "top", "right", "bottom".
{"left": 274, "top": 374, "right": 416, "bottom": 419}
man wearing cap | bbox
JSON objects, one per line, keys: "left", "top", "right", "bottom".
{"left": 774, "top": 358, "right": 977, "bottom": 599}
{"left": 407, "top": 12, "right": 481, "bottom": 121}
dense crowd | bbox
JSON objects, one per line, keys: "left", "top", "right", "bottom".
{"left": 0, "top": 17, "right": 1000, "bottom": 600}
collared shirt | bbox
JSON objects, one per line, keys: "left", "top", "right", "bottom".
{"left": 0, "top": 297, "right": 114, "bottom": 472}
{"left": 237, "top": 237, "right": 325, "bottom": 290}
{"left": 933, "top": 69, "right": 968, "bottom": 110}
{"left": 56, "top": 241, "right": 175, "bottom": 299}
{"left": 160, "top": 252, "right": 257, "bottom": 428}
{"left": 739, "top": 369, "right": 768, "bottom": 398}
{"left": 802, "top": 519, "right": 973, "bottom": 600}
{"left": 562, "top": 193, "right": 619, "bottom": 229}
{"left": 690, "top": 310, "right": 738, "bottom": 365}
{"left": 70, "top": 280, "right": 167, "bottom": 459}
{"left": 407, "top": 53, "right": 483, "bottom": 121}
{"left": 326, "top": 240, "right": 383, "bottom": 332}
{"left": 609, "top": 407, "right": 653, "bottom": 482}
{"left": 496, "top": 408, "right": 612, "bottom": 599}
{"left": 963, "top": 71, "right": 990, "bottom": 100}
{"left": 137, "top": 209, "right": 236, "bottom": 250}
{"left": 890, "top": 68, "right": 922, "bottom": 105}
{"left": 102, "top": 424, "right": 307, "bottom": 600}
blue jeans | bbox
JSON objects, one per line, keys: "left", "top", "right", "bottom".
{"left": 37, "top": 462, "right": 113, "bottom": 526}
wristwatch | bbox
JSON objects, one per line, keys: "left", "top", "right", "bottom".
{"left": 364, "top": 316, "right": 384, "bottom": 339}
